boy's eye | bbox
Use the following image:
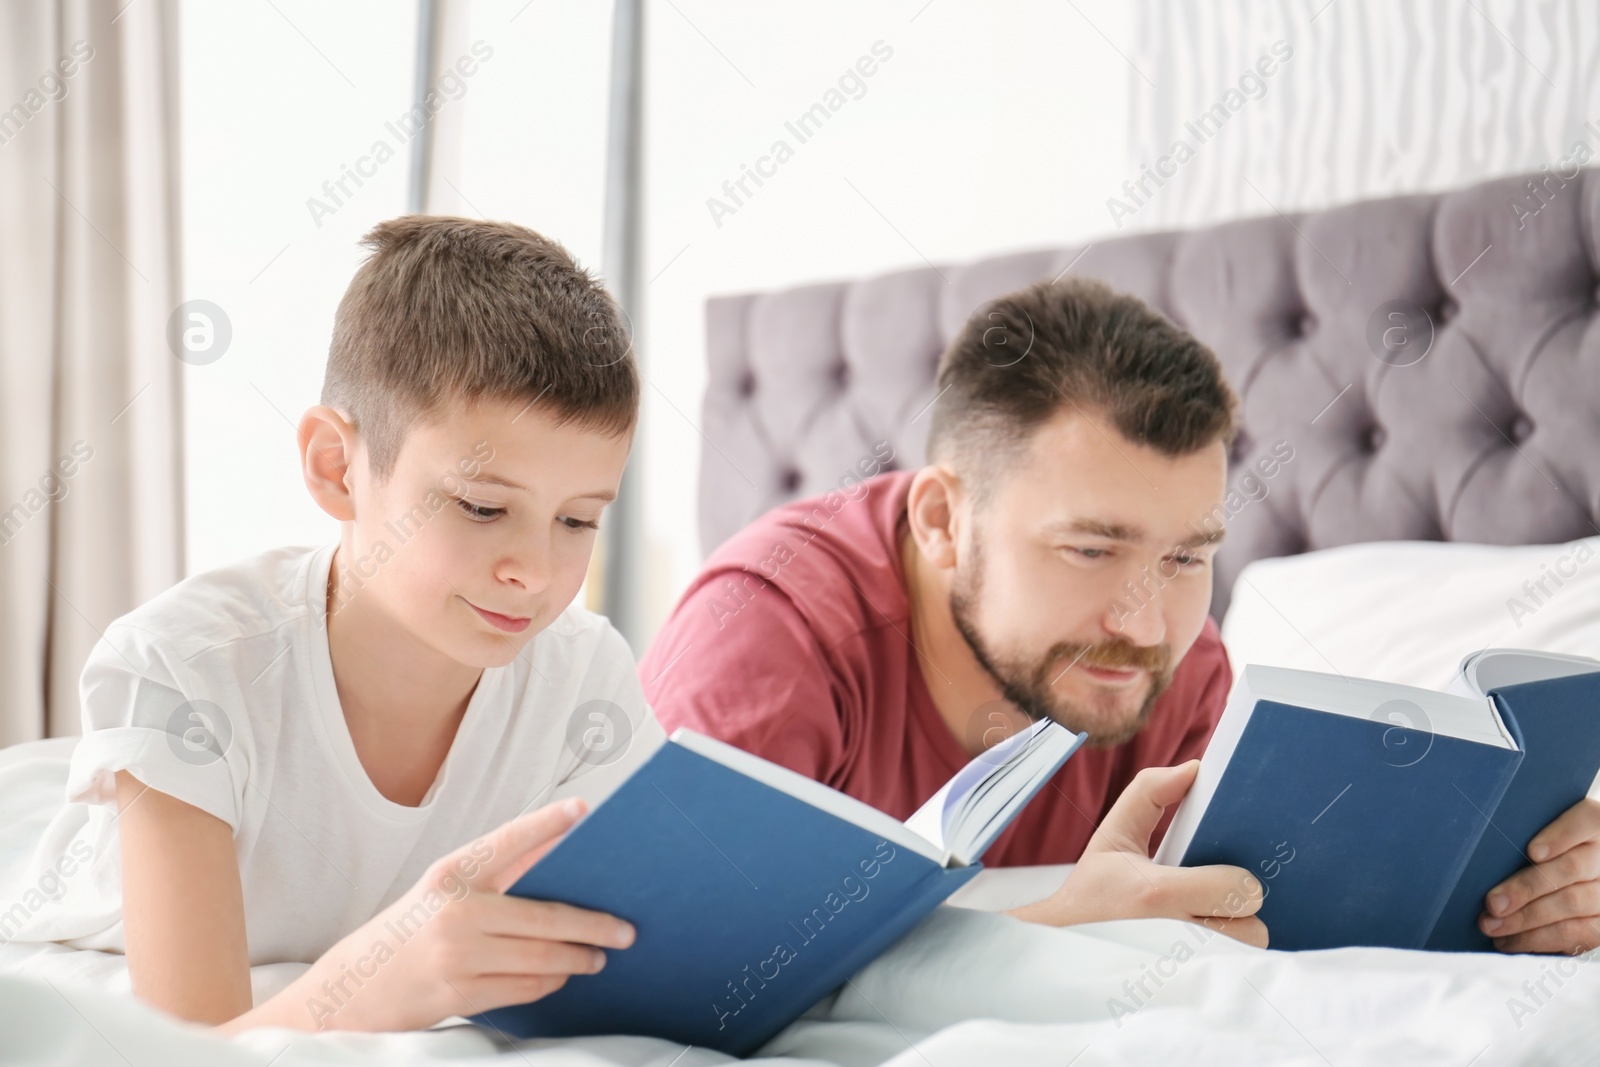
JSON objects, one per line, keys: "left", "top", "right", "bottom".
{"left": 453, "top": 497, "right": 504, "bottom": 522}
{"left": 560, "top": 516, "right": 600, "bottom": 532}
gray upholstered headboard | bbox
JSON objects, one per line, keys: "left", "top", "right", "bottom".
{"left": 699, "top": 168, "right": 1600, "bottom": 619}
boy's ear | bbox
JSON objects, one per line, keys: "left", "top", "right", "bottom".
{"left": 299, "top": 406, "right": 359, "bottom": 522}
{"left": 904, "top": 465, "right": 964, "bottom": 572}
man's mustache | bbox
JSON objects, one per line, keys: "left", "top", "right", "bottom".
{"left": 1045, "top": 638, "right": 1171, "bottom": 677}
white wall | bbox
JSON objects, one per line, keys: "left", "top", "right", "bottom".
{"left": 629, "top": 0, "right": 1135, "bottom": 640}
{"left": 1122, "top": 0, "right": 1600, "bottom": 231}
{"left": 180, "top": 1, "right": 417, "bottom": 574}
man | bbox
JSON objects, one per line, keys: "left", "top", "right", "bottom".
{"left": 641, "top": 277, "right": 1600, "bottom": 953}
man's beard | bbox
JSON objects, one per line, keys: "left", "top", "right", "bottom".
{"left": 948, "top": 539, "right": 1174, "bottom": 747}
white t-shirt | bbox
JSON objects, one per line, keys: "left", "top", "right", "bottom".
{"left": 11, "top": 541, "right": 664, "bottom": 966}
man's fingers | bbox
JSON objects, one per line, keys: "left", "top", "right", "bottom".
{"left": 1149, "top": 862, "right": 1263, "bottom": 920}
{"left": 463, "top": 931, "right": 611, "bottom": 979}
{"left": 1482, "top": 881, "right": 1600, "bottom": 938}
{"left": 1487, "top": 842, "right": 1600, "bottom": 918}
{"left": 1196, "top": 914, "right": 1269, "bottom": 949}
{"left": 460, "top": 799, "right": 588, "bottom": 892}
{"left": 475, "top": 893, "right": 635, "bottom": 949}
{"left": 1492, "top": 915, "right": 1600, "bottom": 956}
{"left": 1092, "top": 761, "right": 1201, "bottom": 856}
{"left": 1528, "top": 798, "right": 1600, "bottom": 864}
{"left": 1130, "top": 760, "right": 1201, "bottom": 812}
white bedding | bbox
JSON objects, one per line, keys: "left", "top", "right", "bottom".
{"left": 6, "top": 906, "right": 1600, "bottom": 1066}
{"left": 6, "top": 733, "right": 1600, "bottom": 1065}
{"left": 1222, "top": 537, "right": 1600, "bottom": 690}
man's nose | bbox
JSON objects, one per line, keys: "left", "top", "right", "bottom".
{"left": 1105, "top": 587, "right": 1167, "bottom": 647}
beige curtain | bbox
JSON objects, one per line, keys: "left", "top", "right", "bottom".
{"left": 0, "top": 0, "right": 184, "bottom": 743}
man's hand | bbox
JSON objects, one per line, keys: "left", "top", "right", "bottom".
{"left": 1481, "top": 796, "right": 1600, "bottom": 954}
{"left": 1008, "top": 760, "right": 1268, "bottom": 947}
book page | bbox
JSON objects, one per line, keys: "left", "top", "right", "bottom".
{"left": 1248, "top": 666, "right": 1515, "bottom": 748}
{"left": 903, "top": 716, "right": 1058, "bottom": 852}
{"left": 668, "top": 729, "right": 945, "bottom": 862}
{"left": 1458, "top": 649, "right": 1600, "bottom": 696}
{"left": 1152, "top": 668, "right": 1262, "bottom": 865}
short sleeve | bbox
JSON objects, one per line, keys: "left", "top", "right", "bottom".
{"left": 638, "top": 571, "right": 846, "bottom": 782}
{"left": 548, "top": 621, "right": 669, "bottom": 808}
{"left": 65, "top": 630, "right": 244, "bottom": 831}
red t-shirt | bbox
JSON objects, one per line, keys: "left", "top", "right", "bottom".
{"left": 639, "top": 471, "right": 1232, "bottom": 866}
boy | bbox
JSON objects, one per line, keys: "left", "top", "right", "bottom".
{"left": 15, "top": 217, "right": 656, "bottom": 1032}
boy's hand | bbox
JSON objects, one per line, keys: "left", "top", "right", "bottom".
{"left": 1481, "top": 796, "right": 1600, "bottom": 954}
{"left": 1008, "top": 760, "right": 1269, "bottom": 948}
{"left": 277, "top": 798, "right": 635, "bottom": 1033}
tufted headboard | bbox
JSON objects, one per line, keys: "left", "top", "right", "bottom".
{"left": 699, "top": 168, "right": 1600, "bottom": 619}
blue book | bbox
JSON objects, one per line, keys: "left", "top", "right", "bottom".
{"left": 1154, "top": 651, "right": 1600, "bottom": 952}
{"left": 470, "top": 718, "right": 1086, "bottom": 1054}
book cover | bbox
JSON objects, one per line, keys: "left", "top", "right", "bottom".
{"left": 1426, "top": 671, "right": 1600, "bottom": 951}
{"left": 469, "top": 739, "right": 982, "bottom": 1054}
{"left": 1178, "top": 701, "right": 1521, "bottom": 950}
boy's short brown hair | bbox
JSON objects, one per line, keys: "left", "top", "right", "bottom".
{"left": 322, "top": 216, "right": 639, "bottom": 483}
{"left": 927, "top": 277, "right": 1236, "bottom": 487}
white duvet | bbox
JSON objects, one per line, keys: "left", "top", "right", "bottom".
{"left": 6, "top": 902, "right": 1599, "bottom": 1066}
{"left": 4, "top": 730, "right": 1596, "bottom": 1067}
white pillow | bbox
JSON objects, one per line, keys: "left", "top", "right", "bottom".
{"left": 1221, "top": 538, "right": 1600, "bottom": 691}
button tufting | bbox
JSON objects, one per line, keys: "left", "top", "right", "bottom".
{"left": 1437, "top": 298, "right": 1458, "bottom": 323}
{"left": 779, "top": 467, "right": 803, "bottom": 492}
{"left": 1364, "top": 425, "right": 1386, "bottom": 452}
{"left": 1229, "top": 429, "right": 1254, "bottom": 465}
{"left": 738, "top": 371, "right": 757, "bottom": 397}
{"left": 1509, "top": 415, "right": 1534, "bottom": 443}
{"left": 1296, "top": 312, "right": 1316, "bottom": 338}
{"left": 832, "top": 362, "right": 851, "bottom": 388}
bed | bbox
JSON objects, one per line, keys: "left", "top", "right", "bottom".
{"left": 7, "top": 166, "right": 1600, "bottom": 1065}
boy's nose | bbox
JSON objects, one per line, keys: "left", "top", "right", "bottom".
{"left": 497, "top": 545, "right": 552, "bottom": 595}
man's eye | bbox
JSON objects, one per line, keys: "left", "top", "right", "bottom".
{"left": 1169, "top": 552, "right": 1206, "bottom": 568}
{"left": 453, "top": 498, "right": 504, "bottom": 522}
{"left": 1072, "top": 547, "right": 1108, "bottom": 560}
{"left": 560, "top": 516, "right": 600, "bottom": 532}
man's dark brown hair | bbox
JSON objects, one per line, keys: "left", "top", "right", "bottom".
{"left": 322, "top": 216, "right": 639, "bottom": 483}
{"left": 926, "top": 277, "right": 1236, "bottom": 484}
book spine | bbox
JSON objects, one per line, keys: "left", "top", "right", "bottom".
{"left": 1424, "top": 699, "right": 1527, "bottom": 946}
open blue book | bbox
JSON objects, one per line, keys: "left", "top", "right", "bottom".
{"left": 1154, "top": 649, "right": 1600, "bottom": 951}
{"left": 470, "top": 718, "right": 1085, "bottom": 1054}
